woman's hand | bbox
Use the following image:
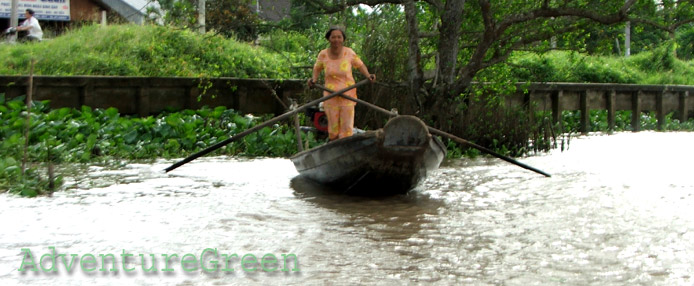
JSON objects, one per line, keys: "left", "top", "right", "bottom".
{"left": 306, "top": 78, "right": 316, "bottom": 87}
{"left": 368, "top": 74, "right": 376, "bottom": 82}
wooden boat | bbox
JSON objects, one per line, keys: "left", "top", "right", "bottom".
{"left": 290, "top": 115, "right": 447, "bottom": 195}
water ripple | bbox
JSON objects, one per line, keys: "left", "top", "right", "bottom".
{"left": 0, "top": 133, "right": 693, "bottom": 285}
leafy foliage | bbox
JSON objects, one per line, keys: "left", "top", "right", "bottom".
{"left": 0, "top": 96, "right": 323, "bottom": 196}
{"left": 0, "top": 24, "right": 295, "bottom": 78}
{"left": 506, "top": 49, "right": 694, "bottom": 85}
{"left": 257, "top": 29, "right": 318, "bottom": 79}
{"left": 149, "top": 0, "right": 198, "bottom": 28}
{"left": 205, "top": 0, "right": 262, "bottom": 41}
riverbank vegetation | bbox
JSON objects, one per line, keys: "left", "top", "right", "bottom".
{"left": 0, "top": 94, "right": 322, "bottom": 196}
{"left": 0, "top": 25, "right": 292, "bottom": 78}
{"left": 2, "top": 0, "right": 694, "bottom": 196}
{"left": 2, "top": 93, "right": 693, "bottom": 196}
{"left": 508, "top": 44, "right": 694, "bottom": 85}
{"left": 1, "top": 25, "right": 693, "bottom": 85}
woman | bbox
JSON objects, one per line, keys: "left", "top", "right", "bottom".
{"left": 308, "top": 26, "right": 375, "bottom": 141}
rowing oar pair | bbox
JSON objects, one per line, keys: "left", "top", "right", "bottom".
{"left": 311, "top": 84, "right": 551, "bottom": 177}
{"left": 165, "top": 80, "right": 550, "bottom": 177}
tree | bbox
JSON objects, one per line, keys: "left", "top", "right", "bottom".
{"left": 148, "top": 0, "right": 198, "bottom": 28}
{"left": 206, "top": 0, "right": 262, "bottom": 41}
{"left": 292, "top": 0, "right": 637, "bottom": 114}
{"left": 628, "top": 0, "right": 694, "bottom": 57}
{"left": 148, "top": 0, "right": 263, "bottom": 41}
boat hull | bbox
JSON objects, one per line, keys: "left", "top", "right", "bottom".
{"left": 290, "top": 116, "right": 446, "bottom": 195}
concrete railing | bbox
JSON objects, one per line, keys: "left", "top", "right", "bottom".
{"left": 511, "top": 82, "right": 693, "bottom": 132}
{"left": 2, "top": 76, "right": 693, "bottom": 132}
{"left": 0, "top": 76, "right": 306, "bottom": 116}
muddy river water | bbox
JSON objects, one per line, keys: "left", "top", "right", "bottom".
{"left": 1, "top": 132, "right": 693, "bottom": 285}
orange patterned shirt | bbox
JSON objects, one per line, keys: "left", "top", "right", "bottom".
{"left": 314, "top": 47, "right": 364, "bottom": 106}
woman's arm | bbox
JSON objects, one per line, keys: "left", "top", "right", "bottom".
{"left": 357, "top": 65, "right": 375, "bottom": 82}
{"left": 308, "top": 64, "right": 322, "bottom": 87}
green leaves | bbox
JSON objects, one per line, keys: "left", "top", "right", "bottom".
{"left": 505, "top": 50, "right": 694, "bottom": 85}
{"left": 0, "top": 98, "right": 322, "bottom": 195}
{"left": 0, "top": 24, "right": 294, "bottom": 79}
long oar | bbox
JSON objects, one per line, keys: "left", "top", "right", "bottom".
{"left": 165, "top": 79, "right": 370, "bottom": 173}
{"left": 313, "top": 83, "right": 551, "bottom": 177}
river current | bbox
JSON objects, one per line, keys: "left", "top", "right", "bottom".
{"left": 0, "top": 132, "right": 692, "bottom": 285}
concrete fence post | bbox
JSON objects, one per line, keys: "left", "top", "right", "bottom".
{"left": 551, "top": 90, "right": 562, "bottom": 132}
{"left": 680, "top": 91, "right": 689, "bottom": 122}
{"left": 580, "top": 90, "right": 589, "bottom": 134}
{"left": 137, "top": 87, "right": 149, "bottom": 117}
{"left": 632, "top": 90, "right": 642, "bottom": 132}
{"left": 656, "top": 90, "right": 665, "bottom": 130}
{"left": 607, "top": 90, "right": 616, "bottom": 133}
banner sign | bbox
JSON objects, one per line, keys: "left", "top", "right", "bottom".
{"left": 1, "top": 0, "right": 71, "bottom": 21}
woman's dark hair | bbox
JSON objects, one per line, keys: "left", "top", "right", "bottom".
{"left": 324, "top": 27, "right": 346, "bottom": 41}
{"left": 26, "top": 9, "right": 35, "bottom": 16}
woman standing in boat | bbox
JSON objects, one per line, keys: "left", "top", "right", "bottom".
{"left": 307, "top": 26, "right": 375, "bottom": 141}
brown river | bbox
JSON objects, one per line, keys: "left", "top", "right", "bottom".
{"left": 1, "top": 132, "right": 693, "bottom": 285}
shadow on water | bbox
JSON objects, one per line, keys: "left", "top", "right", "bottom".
{"left": 290, "top": 175, "right": 444, "bottom": 241}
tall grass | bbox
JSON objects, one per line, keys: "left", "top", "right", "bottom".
{"left": 2, "top": 24, "right": 693, "bottom": 84}
{"left": 0, "top": 25, "right": 295, "bottom": 78}
{"left": 508, "top": 45, "right": 694, "bottom": 85}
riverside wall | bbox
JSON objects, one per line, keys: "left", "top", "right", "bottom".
{"left": 2, "top": 76, "right": 693, "bottom": 132}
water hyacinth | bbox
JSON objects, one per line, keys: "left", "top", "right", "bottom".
{"left": 0, "top": 96, "right": 322, "bottom": 196}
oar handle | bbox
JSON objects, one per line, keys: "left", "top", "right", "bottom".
{"left": 314, "top": 84, "right": 551, "bottom": 178}
{"left": 164, "top": 79, "right": 370, "bottom": 173}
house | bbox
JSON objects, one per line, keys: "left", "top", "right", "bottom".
{"left": 1, "top": 0, "right": 150, "bottom": 33}
{"left": 1, "top": 0, "right": 289, "bottom": 36}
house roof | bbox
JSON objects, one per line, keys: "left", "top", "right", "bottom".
{"left": 100, "top": 0, "right": 288, "bottom": 25}
{"left": 98, "top": 0, "right": 155, "bottom": 24}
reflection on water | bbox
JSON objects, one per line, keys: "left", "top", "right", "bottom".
{"left": 0, "top": 132, "right": 693, "bottom": 285}
{"left": 290, "top": 175, "right": 442, "bottom": 241}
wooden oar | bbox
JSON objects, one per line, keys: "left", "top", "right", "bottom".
{"left": 164, "top": 79, "right": 371, "bottom": 173}
{"left": 313, "top": 83, "right": 551, "bottom": 177}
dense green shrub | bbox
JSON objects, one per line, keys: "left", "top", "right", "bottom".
{"left": 0, "top": 25, "right": 296, "bottom": 78}
{"left": 0, "top": 96, "right": 322, "bottom": 196}
{"left": 507, "top": 49, "right": 694, "bottom": 85}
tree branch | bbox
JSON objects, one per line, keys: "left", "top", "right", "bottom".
{"left": 421, "top": 0, "right": 443, "bottom": 11}
{"left": 497, "top": 0, "right": 637, "bottom": 34}
{"left": 631, "top": 17, "right": 694, "bottom": 32}
{"left": 300, "top": 0, "right": 405, "bottom": 14}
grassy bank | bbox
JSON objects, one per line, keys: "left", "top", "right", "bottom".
{"left": 508, "top": 45, "right": 694, "bottom": 85}
{"left": 2, "top": 25, "right": 692, "bottom": 85}
{"left": 0, "top": 25, "right": 294, "bottom": 78}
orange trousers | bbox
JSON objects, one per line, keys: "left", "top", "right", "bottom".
{"left": 324, "top": 104, "right": 354, "bottom": 140}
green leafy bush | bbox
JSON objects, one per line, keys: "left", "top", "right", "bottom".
{"left": 507, "top": 49, "right": 694, "bottom": 85}
{"left": 0, "top": 24, "right": 296, "bottom": 78}
{"left": 0, "top": 97, "right": 322, "bottom": 196}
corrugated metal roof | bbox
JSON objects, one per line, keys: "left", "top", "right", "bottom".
{"left": 103, "top": 0, "right": 290, "bottom": 24}
{"left": 100, "top": 0, "right": 157, "bottom": 24}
